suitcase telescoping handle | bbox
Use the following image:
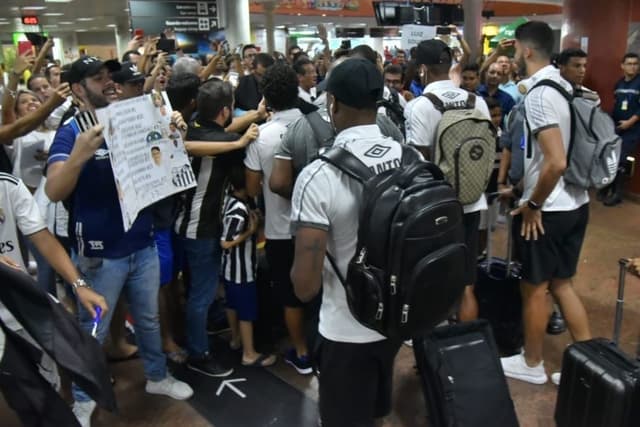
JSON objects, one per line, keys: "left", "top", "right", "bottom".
{"left": 613, "top": 258, "right": 630, "bottom": 345}
{"left": 485, "top": 192, "right": 514, "bottom": 276}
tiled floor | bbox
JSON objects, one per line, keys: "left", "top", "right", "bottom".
{"left": 2, "top": 197, "right": 639, "bottom": 427}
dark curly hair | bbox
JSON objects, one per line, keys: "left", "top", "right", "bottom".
{"left": 260, "top": 63, "right": 299, "bottom": 112}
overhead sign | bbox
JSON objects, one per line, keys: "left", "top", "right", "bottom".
{"left": 22, "top": 16, "right": 39, "bottom": 25}
{"left": 401, "top": 24, "right": 437, "bottom": 50}
{"left": 130, "top": 1, "right": 218, "bottom": 34}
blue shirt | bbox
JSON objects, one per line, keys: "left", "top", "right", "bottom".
{"left": 499, "top": 81, "right": 523, "bottom": 104}
{"left": 47, "top": 119, "right": 153, "bottom": 258}
{"left": 477, "top": 84, "right": 516, "bottom": 127}
{"left": 410, "top": 80, "right": 424, "bottom": 98}
{"left": 613, "top": 75, "right": 640, "bottom": 143}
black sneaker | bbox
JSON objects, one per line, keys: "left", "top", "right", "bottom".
{"left": 546, "top": 310, "right": 567, "bottom": 335}
{"left": 187, "top": 353, "right": 234, "bottom": 377}
{"left": 284, "top": 349, "right": 313, "bottom": 375}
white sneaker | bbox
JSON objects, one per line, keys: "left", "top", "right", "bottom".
{"left": 500, "top": 353, "right": 548, "bottom": 385}
{"left": 551, "top": 372, "right": 561, "bottom": 386}
{"left": 72, "top": 400, "right": 96, "bottom": 427}
{"left": 145, "top": 374, "right": 193, "bottom": 400}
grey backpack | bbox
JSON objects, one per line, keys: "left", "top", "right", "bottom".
{"left": 425, "top": 93, "right": 497, "bottom": 205}
{"left": 527, "top": 80, "right": 622, "bottom": 190}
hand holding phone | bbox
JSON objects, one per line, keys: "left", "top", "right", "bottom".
{"left": 18, "top": 41, "right": 34, "bottom": 56}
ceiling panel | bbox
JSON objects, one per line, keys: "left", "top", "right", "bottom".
{"left": 0, "top": 0, "right": 130, "bottom": 34}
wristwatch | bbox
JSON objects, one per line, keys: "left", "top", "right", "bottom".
{"left": 71, "top": 278, "right": 91, "bottom": 292}
{"left": 527, "top": 199, "right": 541, "bottom": 210}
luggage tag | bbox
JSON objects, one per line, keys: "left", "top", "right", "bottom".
{"left": 621, "top": 100, "right": 628, "bottom": 111}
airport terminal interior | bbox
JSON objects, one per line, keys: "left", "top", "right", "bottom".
{"left": 0, "top": 0, "right": 639, "bottom": 426}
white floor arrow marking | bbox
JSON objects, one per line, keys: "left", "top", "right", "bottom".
{"left": 216, "top": 378, "right": 247, "bottom": 399}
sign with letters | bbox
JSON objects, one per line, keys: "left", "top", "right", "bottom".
{"left": 401, "top": 24, "right": 437, "bottom": 50}
{"left": 92, "top": 92, "right": 196, "bottom": 231}
{"left": 130, "top": 0, "right": 219, "bottom": 34}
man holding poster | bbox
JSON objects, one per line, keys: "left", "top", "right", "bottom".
{"left": 45, "top": 56, "right": 193, "bottom": 427}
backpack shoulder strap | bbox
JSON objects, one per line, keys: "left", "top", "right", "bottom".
{"left": 466, "top": 93, "right": 477, "bottom": 109}
{"left": 319, "top": 147, "right": 374, "bottom": 183}
{"left": 306, "top": 110, "right": 335, "bottom": 148}
{"left": 532, "top": 79, "right": 573, "bottom": 102}
{"left": 423, "top": 93, "right": 446, "bottom": 114}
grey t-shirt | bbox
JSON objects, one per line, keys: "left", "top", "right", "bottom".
{"left": 275, "top": 112, "right": 404, "bottom": 176}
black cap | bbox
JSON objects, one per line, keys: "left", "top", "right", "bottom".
{"left": 67, "top": 56, "right": 121, "bottom": 84}
{"left": 415, "top": 39, "right": 452, "bottom": 66}
{"left": 112, "top": 62, "right": 145, "bottom": 84}
{"left": 326, "top": 58, "right": 383, "bottom": 109}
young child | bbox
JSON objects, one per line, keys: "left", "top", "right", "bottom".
{"left": 221, "top": 166, "right": 276, "bottom": 367}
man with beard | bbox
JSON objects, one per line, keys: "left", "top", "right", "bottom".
{"left": 499, "top": 22, "right": 591, "bottom": 387}
{"left": 45, "top": 56, "right": 193, "bottom": 427}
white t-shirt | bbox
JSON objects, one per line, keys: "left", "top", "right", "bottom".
{"left": 11, "top": 129, "right": 55, "bottom": 189}
{"left": 291, "top": 124, "right": 407, "bottom": 344}
{"left": 522, "top": 65, "right": 589, "bottom": 211}
{"left": 404, "top": 80, "right": 490, "bottom": 213}
{"left": 298, "top": 86, "right": 318, "bottom": 104}
{"left": 245, "top": 108, "right": 303, "bottom": 240}
{"left": 0, "top": 173, "right": 47, "bottom": 332}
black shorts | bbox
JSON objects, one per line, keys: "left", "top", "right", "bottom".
{"left": 264, "top": 239, "right": 303, "bottom": 308}
{"left": 513, "top": 203, "right": 589, "bottom": 285}
{"left": 464, "top": 211, "right": 480, "bottom": 285}
{"left": 317, "top": 336, "right": 401, "bottom": 427}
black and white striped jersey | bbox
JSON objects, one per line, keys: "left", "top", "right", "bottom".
{"left": 220, "top": 195, "right": 256, "bottom": 283}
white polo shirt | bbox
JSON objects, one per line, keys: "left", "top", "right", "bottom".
{"left": 522, "top": 65, "right": 589, "bottom": 211}
{"left": 245, "top": 108, "right": 303, "bottom": 240}
{"left": 291, "top": 124, "right": 407, "bottom": 344}
{"left": 404, "top": 79, "right": 491, "bottom": 213}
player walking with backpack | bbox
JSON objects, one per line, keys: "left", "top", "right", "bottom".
{"left": 404, "top": 39, "right": 495, "bottom": 321}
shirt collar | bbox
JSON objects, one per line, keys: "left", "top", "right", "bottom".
{"left": 422, "top": 80, "right": 457, "bottom": 94}
{"left": 527, "top": 65, "right": 573, "bottom": 94}
{"left": 334, "top": 124, "right": 382, "bottom": 147}
{"left": 270, "top": 108, "right": 303, "bottom": 121}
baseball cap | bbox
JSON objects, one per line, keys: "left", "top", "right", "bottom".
{"left": 326, "top": 58, "right": 383, "bottom": 109}
{"left": 66, "top": 56, "right": 121, "bottom": 84}
{"left": 415, "top": 39, "right": 452, "bottom": 66}
{"left": 111, "top": 62, "right": 145, "bottom": 84}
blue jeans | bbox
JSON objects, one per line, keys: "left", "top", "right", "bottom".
{"left": 181, "top": 237, "right": 221, "bottom": 357}
{"left": 72, "top": 245, "right": 165, "bottom": 403}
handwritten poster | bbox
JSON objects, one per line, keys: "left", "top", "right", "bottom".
{"left": 95, "top": 92, "right": 196, "bottom": 231}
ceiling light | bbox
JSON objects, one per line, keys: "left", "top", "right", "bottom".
{"left": 45, "top": 0, "right": 74, "bottom": 3}
{"left": 106, "top": 24, "right": 117, "bottom": 28}
{"left": 0, "top": 22, "right": 9, "bottom": 25}
{"left": 76, "top": 29, "right": 88, "bottom": 32}
{"left": 44, "top": 12, "right": 64, "bottom": 16}
{"left": 123, "top": 8, "right": 129, "bottom": 12}
{"left": 22, "top": 6, "right": 47, "bottom": 10}
{"left": 59, "top": 21, "right": 74, "bottom": 24}
{"left": 77, "top": 17, "right": 94, "bottom": 21}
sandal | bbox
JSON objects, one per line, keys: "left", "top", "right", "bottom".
{"left": 165, "top": 348, "right": 188, "bottom": 364}
{"left": 242, "top": 353, "right": 277, "bottom": 368}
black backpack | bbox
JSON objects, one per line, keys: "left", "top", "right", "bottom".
{"left": 377, "top": 89, "right": 406, "bottom": 137}
{"left": 320, "top": 145, "right": 469, "bottom": 340}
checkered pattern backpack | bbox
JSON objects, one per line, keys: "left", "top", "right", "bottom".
{"left": 424, "top": 93, "right": 497, "bottom": 205}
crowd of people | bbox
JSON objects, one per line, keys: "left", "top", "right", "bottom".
{"left": 0, "top": 19, "right": 639, "bottom": 427}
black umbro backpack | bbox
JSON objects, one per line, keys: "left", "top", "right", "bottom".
{"left": 320, "top": 145, "right": 469, "bottom": 340}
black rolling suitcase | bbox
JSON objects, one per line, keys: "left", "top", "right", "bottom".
{"left": 475, "top": 198, "right": 523, "bottom": 355}
{"left": 555, "top": 258, "right": 640, "bottom": 427}
{"left": 414, "top": 319, "right": 519, "bottom": 427}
